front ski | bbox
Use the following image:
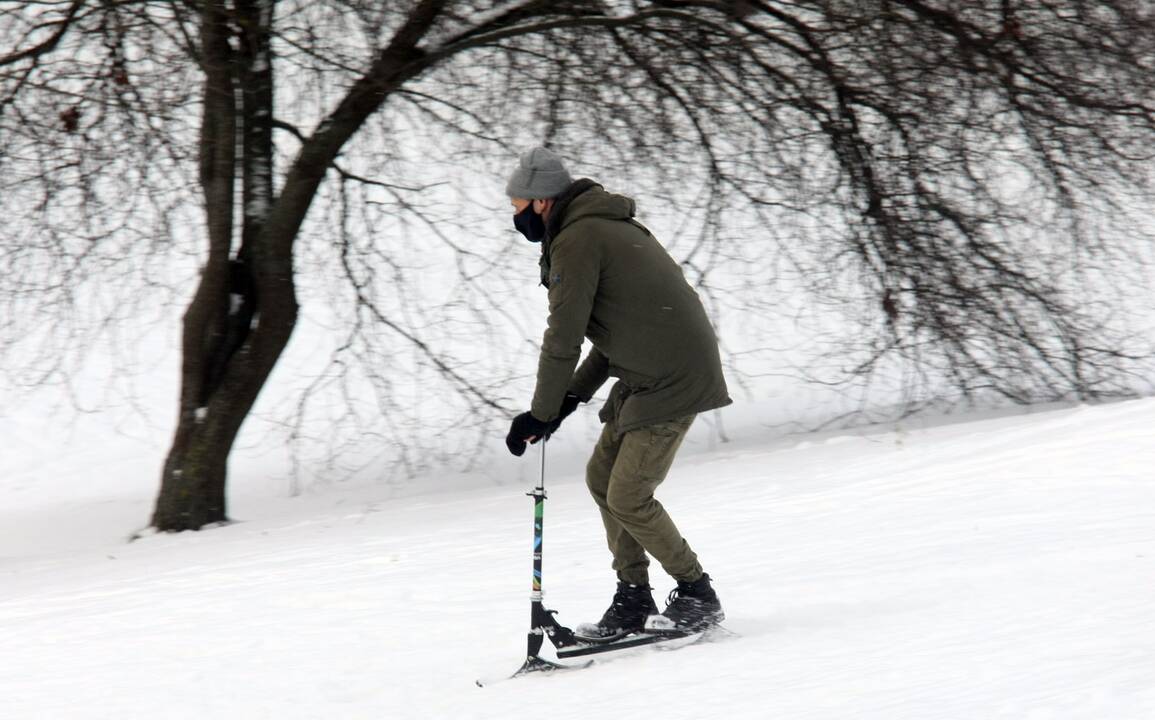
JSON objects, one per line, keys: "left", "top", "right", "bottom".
{"left": 476, "top": 655, "right": 593, "bottom": 687}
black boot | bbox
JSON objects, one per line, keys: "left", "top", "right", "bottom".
{"left": 574, "top": 581, "right": 658, "bottom": 640}
{"left": 646, "top": 573, "right": 724, "bottom": 633}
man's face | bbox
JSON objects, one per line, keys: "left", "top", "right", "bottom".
{"left": 511, "top": 197, "right": 531, "bottom": 214}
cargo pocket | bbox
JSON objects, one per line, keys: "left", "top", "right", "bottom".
{"left": 630, "top": 414, "right": 695, "bottom": 486}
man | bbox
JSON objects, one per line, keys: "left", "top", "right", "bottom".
{"left": 503, "top": 146, "right": 732, "bottom": 638}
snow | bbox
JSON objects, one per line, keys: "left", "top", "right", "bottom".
{"left": 2, "top": 397, "right": 1153, "bottom": 718}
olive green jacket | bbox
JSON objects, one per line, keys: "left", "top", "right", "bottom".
{"left": 530, "top": 181, "right": 731, "bottom": 432}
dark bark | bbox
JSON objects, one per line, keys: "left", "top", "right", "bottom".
{"left": 152, "top": 0, "right": 240, "bottom": 530}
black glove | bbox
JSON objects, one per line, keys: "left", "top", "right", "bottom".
{"left": 505, "top": 412, "right": 551, "bottom": 457}
{"left": 545, "top": 392, "right": 583, "bottom": 437}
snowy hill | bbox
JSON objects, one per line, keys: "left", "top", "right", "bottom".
{"left": 2, "top": 399, "right": 1153, "bottom": 719}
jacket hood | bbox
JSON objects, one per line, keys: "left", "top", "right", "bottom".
{"left": 545, "top": 179, "right": 636, "bottom": 239}
{"left": 537, "top": 179, "right": 639, "bottom": 289}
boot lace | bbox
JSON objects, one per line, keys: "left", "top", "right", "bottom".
{"left": 664, "top": 585, "right": 697, "bottom": 609}
{"left": 613, "top": 586, "right": 633, "bottom": 607}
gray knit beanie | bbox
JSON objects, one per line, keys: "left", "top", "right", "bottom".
{"left": 505, "top": 147, "right": 574, "bottom": 199}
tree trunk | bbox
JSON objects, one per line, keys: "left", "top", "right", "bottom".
{"left": 153, "top": 0, "right": 292, "bottom": 531}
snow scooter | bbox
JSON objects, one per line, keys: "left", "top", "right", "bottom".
{"left": 480, "top": 441, "right": 709, "bottom": 686}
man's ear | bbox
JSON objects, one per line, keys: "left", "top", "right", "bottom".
{"left": 534, "top": 198, "right": 553, "bottom": 216}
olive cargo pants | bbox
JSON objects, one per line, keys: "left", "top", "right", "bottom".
{"left": 585, "top": 413, "right": 703, "bottom": 586}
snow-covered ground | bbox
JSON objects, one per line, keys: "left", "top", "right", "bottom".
{"left": 2, "top": 398, "right": 1153, "bottom": 719}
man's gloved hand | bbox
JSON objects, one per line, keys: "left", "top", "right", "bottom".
{"left": 545, "top": 392, "right": 583, "bottom": 437}
{"left": 505, "top": 412, "right": 552, "bottom": 457}
{"left": 505, "top": 394, "right": 586, "bottom": 457}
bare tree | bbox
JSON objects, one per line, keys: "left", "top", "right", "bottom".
{"left": 2, "top": 1, "right": 1153, "bottom": 530}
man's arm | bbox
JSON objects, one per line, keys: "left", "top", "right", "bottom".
{"left": 530, "top": 231, "right": 599, "bottom": 421}
{"left": 569, "top": 346, "right": 609, "bottom": 402}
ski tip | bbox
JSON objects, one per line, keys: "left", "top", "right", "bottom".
{"left": 477, "top": 656, "right": 594, "bottom": 686}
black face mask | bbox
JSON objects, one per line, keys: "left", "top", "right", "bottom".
{"left": 513, "top": 204, "right": 547, "bottom": 243}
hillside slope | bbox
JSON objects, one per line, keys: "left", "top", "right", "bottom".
{"left": 1, "top": 399, "right": 1153, "bottom": 719}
